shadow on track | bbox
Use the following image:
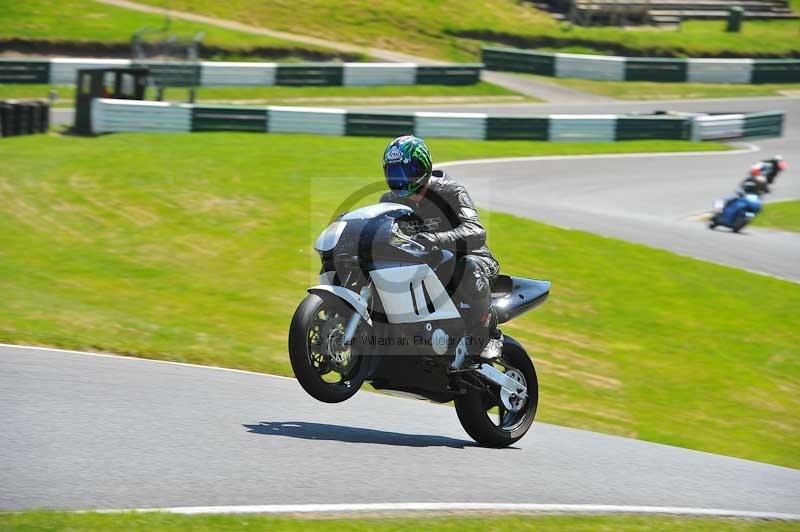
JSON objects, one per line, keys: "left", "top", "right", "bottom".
{"left": 243, "top": 421, "right": 473, "bottom": 448}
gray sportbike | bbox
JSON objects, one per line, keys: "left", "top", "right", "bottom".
{"left": 289, "top": 203, "right": 550, "bottom": 447}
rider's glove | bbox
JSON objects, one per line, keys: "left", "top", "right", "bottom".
{"left": 412, "top": 232, "right": 439, "bottom": 251}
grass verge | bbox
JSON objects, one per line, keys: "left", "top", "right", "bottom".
{"left": 756, "top": 199, "right": 800, "bottom": 232}
{"left": 4, "top": 133, "right": 800, "bottom": 469}
{"left": 133, "top": 0, "right": 800, "bottom": 60}
{"left": 1, "top": 512, "right": 798, "bottom": 531}
{"left": 0, "top": 82, "right": 533, "bottom": 107}
{"left": 518, "top": 75, "right": 800, "bottom": 100}
{"left": 0, "top": 0, "right": 354, "bottom": 61}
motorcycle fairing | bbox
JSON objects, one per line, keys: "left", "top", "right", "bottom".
{"left": 491, "top": 276, "right": 551, "bottom": 324}
{"left": 363, "top": 320, "right": 464, "bottom": 404}
{"left": 369, "top": 264, "right": 461, "bottom": 324}
{"left": 307, "top": 285, "right": 372, "bottom": 325}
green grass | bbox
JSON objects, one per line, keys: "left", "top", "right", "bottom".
{"left": 132, "top": 0, "right": 800, "bottom": 61}
{"left": 519, "top": 74, "right": 800, "bottom": 100}
{"left": 4, "top": 132, "right": 800, "bottom": 469}
{"left": 0, "top": 0, "right": 353, "bottom": 61}
{"left": 3, "top": 0, "right": 799, "bottom": 63}
{"left": 1, "top": 512, "right": 798, "bottom": 531}
{"left": 0, "top": 82, "right": 532, "bottom": 107}
{"left": 756, "top": 199, "right": 800, "bottom": 232}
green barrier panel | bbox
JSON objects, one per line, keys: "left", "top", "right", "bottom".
{"left": 275, "top": 64, "right": 344, "bottom": 86}
{"left": 750, "top": 60, "right": 800, "bottom": 84}
{"left": 481, "top": 47, "right": 555, "bottom": 76}
{"left": 615, "top": 116, "right": 691, "bottom": 140}
{"left": 345, "top": 113, "right": 415, "bottom": 137}
{"left": 742, "top": 111, "right": 784, "bottom": 138}
{"left": 486, "top": 116, "right": 549, "bottom": 140}
{"left": 625, "top": 59, "right": 687, "bottom": 82}
{"left": 415, "top": 65, "right": 482, "bottom": 85}
{"left": 0, "top": 59, "right": 50, "bottom": 84}
{"left": 135, "top": 62, "right": 201, "bottom": 87}
{"left": 191, "top": 105, "right": 268, "bottom": 132}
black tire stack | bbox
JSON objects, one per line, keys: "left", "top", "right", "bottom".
{"left": 0, "top": 100, "right": 49, "bottom": 138}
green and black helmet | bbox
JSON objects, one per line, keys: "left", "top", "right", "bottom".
{"left": 382, "top": 135, "right": 433, "bottom": 197}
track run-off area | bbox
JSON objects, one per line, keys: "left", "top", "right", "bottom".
{"left": 6, "top": 94, "right": 799, "bottom": 517}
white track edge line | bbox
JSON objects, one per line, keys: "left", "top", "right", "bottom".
{"left": 436, "top": 143, "right": 759, "bottom": 168}
{"left": 0, "top": 343, "right": 295, "bottom": 381}
{"left": 88, "top": 503, "right": 800, "bottom": 520}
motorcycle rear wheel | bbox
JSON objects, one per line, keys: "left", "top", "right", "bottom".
{"left": 289, "top": 293, "right": 368, "bottom": 403}
{"left": 455, "top": 342, "right": 538, "bottom": 448}
{"left": 732, "top": 214, "right": 749, "bottom": 233}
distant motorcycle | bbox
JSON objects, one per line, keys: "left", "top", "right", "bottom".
{"left": 709, "top": 189, "right": 762, "bottom": 232}
{"left": 750, "top": 155, "right": 788, "bottom": 193}
{"left": 289, "top": 203, "right": 551, "bottom": 447}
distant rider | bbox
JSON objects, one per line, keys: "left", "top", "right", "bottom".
{"left": 749, "top": 155, "right": 788, "bottom": 193}
{"left": 379, "top": 135, "right": 502, "bottom": 361}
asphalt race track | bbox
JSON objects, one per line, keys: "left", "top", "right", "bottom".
{"left": 2, "top": 345, "right": 800, "bottom": 514}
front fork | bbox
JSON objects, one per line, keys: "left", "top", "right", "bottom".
{"left": 342, "top": 285, "right": 372, "bottom": 346}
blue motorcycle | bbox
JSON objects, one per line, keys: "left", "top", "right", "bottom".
{"left": 708, "top": 192, "right": 762, "bottom": 232}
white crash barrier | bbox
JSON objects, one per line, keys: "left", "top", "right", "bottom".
{"left": 414, "top": 112, "right": 487, "bottom": 140}
{"left": 549, "top": 115, "right": 617, "bottom": 142}
{"left": 50, "top": 58, "right": 132, "bottom": 85}
{"left": 91, "top": 98, "right": 192, "bottom": 133}
{"left": 267, "top": 106, "right": 346, "bottom": 135}
{"left": 200, "top": 62, "right": 277, "bottom": 87}
{"left": 555, "top": 53, "right": 625, "bottom": 81}
{"left": 687, "top": 59, "right": 754, "bottom": 84}
{"left": 692, "top": 114, "right": 746, "bottom": 140}
{"left": 343, "top": 63, "right": 416, "bottom": 86}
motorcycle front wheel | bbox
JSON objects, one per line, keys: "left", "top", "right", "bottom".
{"left": 455, "top": 342, "right": 538, "bottom": 448}
{"left": 288, "top": 293, "right": 369, "bottom": 403}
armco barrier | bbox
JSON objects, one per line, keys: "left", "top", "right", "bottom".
{"left": 482, "top": 47, "right": 555, "bottom": 76}
{"left": 0, "top": 59, "right": 50, "bottom": 84}
{"left": 625, "top": 58, "right": 687, "bottom": 82}
{"left": 482, "top": 46, "right": 800, "bottom": 84}
{"left": 89, "top": 98, "right": 784, "bottom": 144}
{"left": 485, "top": 116, "right": 549, "bottom": 140}
{"left": 345, "top": 113, "right": 415, "bottom": 137}
{"left": 0, "top": 58, "right": 481, "bottom": 87}
{"left": 742, "top": 111, "right": 785, "bottom": 138}
{"left": 192, "top": 105, "right": 269, "bottom": 132}
{"left": 615, "top": 116, "right": 690, "bottom": 141}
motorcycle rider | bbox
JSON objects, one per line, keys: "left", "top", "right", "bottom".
{"left": 750, "top": 155, "right": 788, "bottom": 191}
{"left": 739, "top": 173, "right": 769, "bottom": 196}
{"left": 379, "top": 135, "right": 502, "bottom": 361}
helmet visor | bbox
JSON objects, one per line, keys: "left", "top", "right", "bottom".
{"left": 385, "top": 164, "right": 422, "bottom": 197}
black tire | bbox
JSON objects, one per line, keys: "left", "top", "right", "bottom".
{"left": 455, "top": 341, "right": 538, "bottom": 448}
{"left": 288, "top": 293, "right": 368, "bottom": 403}
{"left": 732, "top": 214, "right": 749, "bottom": 233}
{"left": 708, "top": 216, "right": 718, "bottom": 230}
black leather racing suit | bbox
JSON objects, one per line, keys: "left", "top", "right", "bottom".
{"left": 380, "top": 170, "right": 500, "bottom": 354}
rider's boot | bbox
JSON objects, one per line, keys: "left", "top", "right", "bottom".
{"left": 479, "top": 331, "right": 503, "bottom": 361}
